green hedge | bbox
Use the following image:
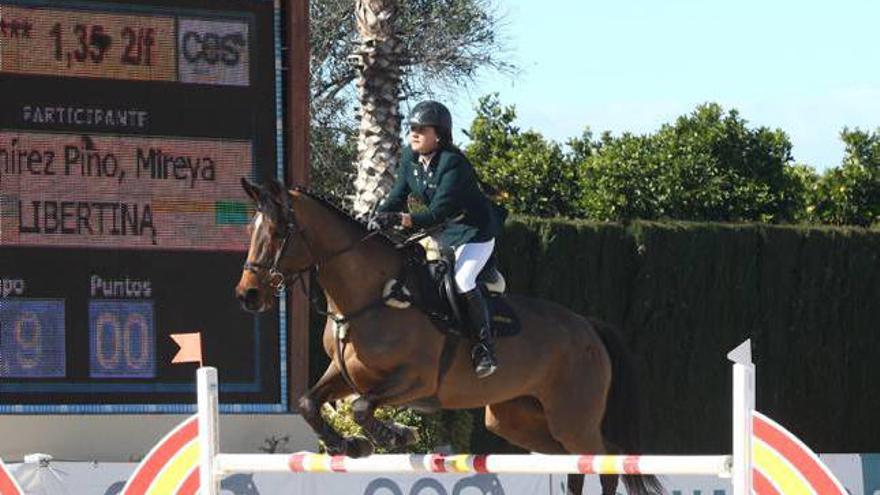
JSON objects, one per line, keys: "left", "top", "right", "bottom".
{"left": 309, "top": 219, "right": 880, "bottom": 454}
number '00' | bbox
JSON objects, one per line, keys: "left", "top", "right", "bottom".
{"left": 94, "top": 312, "right": 150, "bottom": 369}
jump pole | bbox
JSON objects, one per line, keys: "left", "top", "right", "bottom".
{"left": 194, "top": 343, "right": 757, "bottom": 495}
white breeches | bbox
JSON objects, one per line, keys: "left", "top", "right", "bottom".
{"left": 453, "top": 238, "right": 495, "bottom": 293}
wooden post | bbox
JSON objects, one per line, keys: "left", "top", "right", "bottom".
{"left": 285, "top": 0, "right": 310, "bottom": 410}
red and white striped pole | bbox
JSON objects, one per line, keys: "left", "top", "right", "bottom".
{"left": 214, "top": 452, "right": 732, "bottom": 477}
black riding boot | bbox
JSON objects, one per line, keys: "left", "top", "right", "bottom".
{"left": 461, "top": 288, "right": 498, "bottom": 378}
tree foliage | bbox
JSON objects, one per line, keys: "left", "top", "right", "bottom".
{"left": 806, "top": 128, "right": 880, "bottom": 226}
{"left": 308, "top": 0, "right": 512, "bottom": 205}
{"left": 310, "top": 102, "right": 358, "bottom": 199}
{"left": 310, "top": 0, "right": 513, "bottom": 106}
{"left": 464, "top": 95, "right": 586, "bottom": 217}
{"left": 581, "top": 104, "right": 804, "bottom": 222}
{"left": 464, "top": 96, "right": 877, "bottom": 227}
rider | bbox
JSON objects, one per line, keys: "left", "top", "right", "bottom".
{"left": 373, "top": 100, "right": 502, "bottom": 379}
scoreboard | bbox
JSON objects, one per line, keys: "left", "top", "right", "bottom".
{"left": 0, "top": 0, "right": 285, "bottom": 413}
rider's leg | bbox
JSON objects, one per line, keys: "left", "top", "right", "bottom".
{"left": 454, "top": 239, "right": 498, "bottom": 378}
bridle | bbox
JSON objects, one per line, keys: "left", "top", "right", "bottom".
{"left": 242, "top": 210, "right": 300, "bottom": 294}
{"left": 242, "top": 200, "right": 382, "bottom": 295}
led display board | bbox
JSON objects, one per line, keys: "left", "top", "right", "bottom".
{"left": 0, "top": 0, "right": 284, "bottom": 413}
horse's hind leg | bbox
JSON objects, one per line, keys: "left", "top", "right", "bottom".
{"left": 486, "top": 398, "right": 588, "bottom": 495}
{"left": 544, "top": 404, "right": 618, "bottom": 495}
{"left": 539, "top": 363, "right": 617, "bottom": 495}
{"left": 297, "top": 363, "right": 372, "bottom": 458}
{"left": 485, "top": 397, "right": 566, "bottom": 453}
{"left": 545, "top": 405, "right": 614, "bottom": 495}
{"left": 565, "top": 473, "right": 617, "bottom": 495}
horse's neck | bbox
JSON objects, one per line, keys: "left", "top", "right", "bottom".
{"left": 318, "top": 248, "right": 397, "bottom": 317}
{"left": 295, "top": 196, "right": 401, "bottom": 316}
{"left": 317, "top": 237, "right": 402, "bottom": 317}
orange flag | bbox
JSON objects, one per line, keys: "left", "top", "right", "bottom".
{"left": 170, "top": 332, "right": 203, "bottom": 366}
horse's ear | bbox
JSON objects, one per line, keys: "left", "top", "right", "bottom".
{"left": 265, "top": 179, "right": 290, "bottom": 206}
{"left": 264, "top": 179, "right": 281, "bottom": 196}
{"left": 241, "top": 178, "right": 260, "bottom": 203}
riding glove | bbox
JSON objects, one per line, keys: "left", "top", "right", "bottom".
{"left": 369, "top": 212, "right": 403, "bottom": 231}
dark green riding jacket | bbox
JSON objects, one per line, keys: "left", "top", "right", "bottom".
{"left": 378, "top": 146, "right": 502, "bottom": 248}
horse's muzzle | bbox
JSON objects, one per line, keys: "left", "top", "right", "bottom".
{"left": 237, "top": 287, "right": 263, "bottom": 313}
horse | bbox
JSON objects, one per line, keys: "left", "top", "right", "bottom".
{"left": 234, "top": 179, "right": 662, "bottom": 495}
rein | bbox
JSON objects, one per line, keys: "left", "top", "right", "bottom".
{"left": 244, "top": 215, "right": 384, "bottom": 296}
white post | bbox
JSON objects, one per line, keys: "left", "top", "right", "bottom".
{"left": 197, "top": 367, "right": 220, "bottom": 495}
{"left": 728, "top": 340, "right": 755, "bottom": 495}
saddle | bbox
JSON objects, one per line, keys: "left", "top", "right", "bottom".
{"left": 384, "top": 241, "right": 520, "bottom": 338}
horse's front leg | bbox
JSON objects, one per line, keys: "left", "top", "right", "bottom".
{"left": 297, "top": 363, "right": 373, "bottom": 458}
{"left": 351, "top": 369, "right": 428, "bottom": 451}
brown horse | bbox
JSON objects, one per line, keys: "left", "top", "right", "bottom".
{"left": 234, "top": 179, "right": 662, "bottom": 495}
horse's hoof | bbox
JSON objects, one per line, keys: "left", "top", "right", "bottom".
{"left": 343, "top": 436, "right": 374, "bottom": 458}
{"left": 381, "top": 423, "right": 419, "bottom": 450}
{"left": 397, "top": 425, "right": 419, "bottom": 448}
{"left": 322, "top": 440, "right": 346, "bottom": 456}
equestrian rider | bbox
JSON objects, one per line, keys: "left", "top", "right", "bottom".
{"left": 372, "top": 100, "right": 502, "bottom": 379}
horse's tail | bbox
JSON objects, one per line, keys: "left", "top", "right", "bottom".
{"left": 591, "top": 317, "right": 665, "bottom": 495}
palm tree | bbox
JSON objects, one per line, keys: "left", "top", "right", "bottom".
{"left": 350, "top": 0, "right": 404, "bottom": 218}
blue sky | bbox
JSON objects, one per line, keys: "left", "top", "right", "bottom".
{"left": 446, "top": 0, "right": 880, "bottom": 171}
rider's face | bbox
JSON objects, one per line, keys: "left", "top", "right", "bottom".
{"left": 410, "top": 125, "right": 440, "bottom": 155}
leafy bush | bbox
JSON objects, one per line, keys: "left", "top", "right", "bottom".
{"left": 322, "top": 399, "right": 474, "bottom": 454}
{"left": 465, "top": 94, "right": 585, "bottom": 218}
{"left": 581, "top": 103, "right": 805, "bottom": 223}
{"left": 463, "top": 98, "right": 816, "bottom": 223}
{"left": 808, "top": 128, "right": 880, "bottom": 226}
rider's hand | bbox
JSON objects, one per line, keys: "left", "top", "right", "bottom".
{"left": 369, "top": 212, "right": 403, "bottom": 231}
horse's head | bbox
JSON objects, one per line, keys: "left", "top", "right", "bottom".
{"left": 236, "top": 178, "right": 311, "bottom": 312}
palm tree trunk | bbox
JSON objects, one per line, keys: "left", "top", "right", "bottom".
{"left": 350, "top": 0, "right": 404, "bottom": 218}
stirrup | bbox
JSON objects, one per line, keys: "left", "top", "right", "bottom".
{"left": 471, "top": 343, "right": 498, "bottom": 378}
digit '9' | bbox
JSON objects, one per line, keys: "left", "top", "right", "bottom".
{"left": 15, "top": 312, "right": 42, "bottom": 369}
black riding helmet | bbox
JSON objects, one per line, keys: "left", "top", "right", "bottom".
{"left": 408, "top": 101, "right": 453, "bottom": 146}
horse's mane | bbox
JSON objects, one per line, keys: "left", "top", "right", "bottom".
{"left": 291, "top": 186, "right": 397, "bottom": 245}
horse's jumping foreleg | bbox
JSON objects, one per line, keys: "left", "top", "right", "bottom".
{"left": 350, "top": 369, "right": 429, "bottom": 452}
{"left": 297, "top": 363, "right": 372, "bottom": 458}
{"left": 352, "top": 395, "right": 419, "bottom": 451}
